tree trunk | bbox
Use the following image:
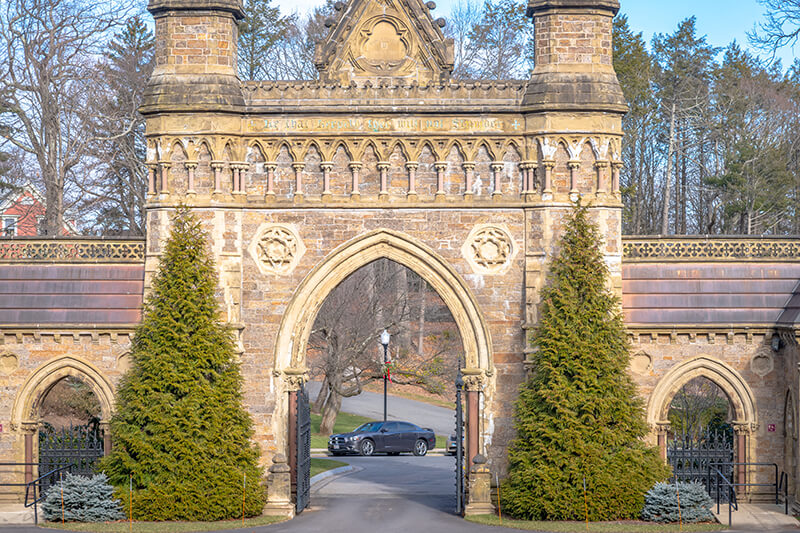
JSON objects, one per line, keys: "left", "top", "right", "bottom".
{"left": 319, "top": 387, "right": 342, "bottom": 435}
{"left": 661, "top": 102, "right": 677, "bottom": 235}
{"left": 312, "top": 376, "right": 329, "bottom": 414}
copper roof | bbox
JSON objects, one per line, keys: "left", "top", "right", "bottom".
{"left": 0, "top": 264, "right": 144, "bottom": 325}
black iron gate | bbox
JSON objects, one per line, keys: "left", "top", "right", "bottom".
{"left": 667, "top": 428, "right": 734, "bottom": 498}
{"left": 38, "top": 425, "right": 104, "bottom": 491}
{"left": 295, "top": 385, "right": 311, "bottom": 514}
{"left": 455, "top": 373, "right": 465, "bottom": 514}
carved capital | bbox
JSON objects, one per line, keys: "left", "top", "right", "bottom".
{"left": 184, "top": 161, "right": 198, "bottom": 170}
{"left": 567, "top": 160, "right": 581, "bottom": 170}
{"left": 522, "top": 160, "right": 537, "bottom": 169}
{"left": 264, "top": 163, "right": 278, "bottom": 171}
{"left": 542, "top": 160, "right": 555, "bottom": 170}
{"left": 292, "top": 163, "right": 305, "bottom": 171}
{"left": 733, "top": 422, "right": 756, "bottom": 435}
{"left": 282, "top": 368, "right": 309, "bottom": 391}
{"left": 463, "top": 375, "right": 483, "bottom": 391}
{"left": 434, "top": 161, "right": 448, "bottom": 172}
{"left": 320, "top": 162, "right": 334, "bottom": 171}
{"left": 593, "top": 160, "right": 610, "bottom": 169}
{"left": 654, "top": 421, "right": 671, "bottom": 434}
{"left": 377, "top": 161, "right": 391, "bottom": 171}
{"left": 462, "top": 162, "right": 475, "bottom": 171}
{"left": 490, "top": 163, "right": 504, "bottom": 172}
{"left": 349, "top": 161, "right": 363, "bottom": 171}
{"left": 405, "top": 161, "right": 419, "bottom": 171}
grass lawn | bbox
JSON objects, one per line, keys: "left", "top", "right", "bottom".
{"left": 42, "top": 515, "right": 285, "bottom": 532}
{"left": 466, "top": 515, "right": 725, "bottom": 532}
{"left": 310, "top": 457, "right": 348, "bottom": 477}
{"left": 310, "top": 411, "right": 447, "bottom": 449}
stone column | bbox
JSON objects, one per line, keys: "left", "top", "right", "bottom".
{"left": 519, "top": 162, "right": 529, "bottom": 195}
{"left": 434, "top": 162, "right": 447, "bottom": 202}
{"left": 147, "top": 163, "right": 158, "bottom": 196}
{"left": 464, "top": 454, "right": 496, "bottom": 516}
{"left": 491, "top": 163, "right": 504, "bottom": 200}
{"left": 542, "top": 160, "right": 554, "bottom": 197}
{"left": 232, "top": 163, "right": 248, "bottom": 196}
{"left": 611, "top": 161, "right": 622, "bottom": 195}
{"left": 568, "top": 160, "right": 580, "bottom": 194}
{"left": 292, "top": 163, "right": 305, "bottom": 201}
{"left": 463, "top": 162, "right": 475, "bottom": 198}
{"left": 595, "top": 160, "right": 609, "bottom": 194}
{"left": 349, "top": 162, "right": 362, "bottom": 200}
{"left": 24, "top": 430, "right": 34, "bottom": 485}
{"left": 464, "top": 375, "right": 482, "bottom": 465}
{"left": 211, "top": 161, "right": 225, "bottom": 194}
{"left": 101, "top": 421, "right": 112, "bottom": 455}
{"left": 734, "top": 423, "right": 751, "bottom": 496}
{"left": 321, "top": 162, "right": 333, "bottom": 202}
{"left": 264, "top": 454, "right": 294, "bottom": 518}
{"left": 158, "top": 161, "right": 171, "bottom": 197}
{"left": 185, "top": 161, "right": 197, "bottom": 194}
{"left": 655, "top": 422, "right": 670, "bottom": 462}
{"left": 265, "top": 163, "right": 276, "bottom": 201}
{"left": 526, "top": 161, "right": 539, "bottom": 199}
{"left": 378, "top": 162, "right": 390, "bottom": 200}
{"left": 406, "top": 162, "right": 418, "bottom": 200}
{"left": 231, "top": 165, "right": 240, "bottom": 193}
{"left": 283, "top": 371, "right": 307, "bottom": 501}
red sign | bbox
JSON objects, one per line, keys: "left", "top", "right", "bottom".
{"left": 768, "top": 424, "right": 776, "bottom": 432}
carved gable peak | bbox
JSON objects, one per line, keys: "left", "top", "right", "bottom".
{"left": 314, "top": 0, "right": 454, "bottom": 84}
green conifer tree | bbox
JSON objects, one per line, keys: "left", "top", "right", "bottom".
{"left": 501, "top": 203, "right": 669, "bottom": 521}
{"left": 102, "top": 208, "right": 265, "bottom": 521}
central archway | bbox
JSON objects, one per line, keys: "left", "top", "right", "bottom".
{"left": 271, "top": 229, "right": 494, "bottom": 511}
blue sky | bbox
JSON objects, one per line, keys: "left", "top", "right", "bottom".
{"left": 272, "top": 0, "right": 798, "bottom": 68}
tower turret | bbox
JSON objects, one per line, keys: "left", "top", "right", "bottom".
{"left": 142, "top": 0, "right": 245, "bottom": 113}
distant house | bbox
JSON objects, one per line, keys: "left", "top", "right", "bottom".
{"left": 0, "top": 184, "right": 76, "bottom": 236}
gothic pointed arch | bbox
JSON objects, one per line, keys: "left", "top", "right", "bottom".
{"left": 12, "top": 356, "right": 115, "bottom": 429}
{"left": 647, "top": 355, "right": 757, "bottom": 430}
{"left": 273, "top": 229, "right": 492, "bottom": 376}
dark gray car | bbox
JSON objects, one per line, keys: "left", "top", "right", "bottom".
{"left": 328, "top": 420, "right": 436, "bottom": 456}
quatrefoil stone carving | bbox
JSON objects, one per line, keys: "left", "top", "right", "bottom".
{"left": 461, "top": 224, "right": 517, "bottom": 275}
{"left": 248, "top": 224, "right": 306, "bottom": 276}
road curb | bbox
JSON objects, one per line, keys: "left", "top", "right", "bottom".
{"left": 310, "top": 465, "right": 358, "bottom": 486}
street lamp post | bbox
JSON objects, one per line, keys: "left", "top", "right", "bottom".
{"left": 380, "top": 329, "right": 390, "bottom": 422}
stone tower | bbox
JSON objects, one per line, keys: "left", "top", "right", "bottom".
{"left": 521, "top": 0, "right": 625, "bottom": 351}
{"left": 143, "top": 0, "right": 245, "bottom": 112}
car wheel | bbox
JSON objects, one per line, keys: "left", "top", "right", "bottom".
{"left": 413, "top": 439, "right": 428, "bottom": 456}
{"left": 359, "top": 439, "right": 375, "bottom": 456}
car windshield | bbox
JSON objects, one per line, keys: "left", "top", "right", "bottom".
{"left": 354, "top": 422, "right": 383, "bottom": 433}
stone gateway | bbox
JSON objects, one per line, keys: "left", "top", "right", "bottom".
{"left": 0, "top": 0, "right": 798, "bottom": 518}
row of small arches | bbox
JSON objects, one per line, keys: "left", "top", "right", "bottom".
{"left": 147, "top": 138, "right": 621, "bottom": 198}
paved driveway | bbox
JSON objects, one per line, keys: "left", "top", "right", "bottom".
{"left": 306, "top": 381, "right": 455, "bottom": 436}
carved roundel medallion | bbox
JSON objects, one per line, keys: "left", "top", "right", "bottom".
{"left": 248, "top": 224, "right": 306, "bottom": 276}
{"left": 461, "top": 224, "right": 517, "bottom": 275}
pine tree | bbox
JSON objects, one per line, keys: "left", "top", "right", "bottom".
{"left": 501, "top": 203, "right": 669, "bottom": 521}
{"left": 101, "top": 208, "right": 265, "bottom": 521}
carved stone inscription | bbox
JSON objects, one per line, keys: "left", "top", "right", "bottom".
{"left": 248, "top": 116, "right": 522, "bottom": 134}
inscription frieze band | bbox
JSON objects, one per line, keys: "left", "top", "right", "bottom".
{"left": 248, "top": 116, "right": 522, "bottom": 135}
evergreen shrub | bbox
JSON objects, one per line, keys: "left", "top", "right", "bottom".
{"left": 101, "top": 208, "right": 265, "bottom": 520}
{"left": 42, "top": 473, "right": 125, "bottom": 522}
{"left": 500, "top": 202, "right": 670, "bottom": 520}
{"left": 642, "top": 482, "right": 714, "bottom": 523}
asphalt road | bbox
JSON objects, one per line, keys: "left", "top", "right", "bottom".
{"left": 306, "top": 381, "right": 456, "bottom": 436}
{"left": 248, "top": 455, "right": 505, "bottom": 533}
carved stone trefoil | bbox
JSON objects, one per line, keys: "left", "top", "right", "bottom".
{"left": 248, "top": 224, "right": 306, "bottom": 276}
{"left": 461, "top": 224, "right": 517, "bottom": 275}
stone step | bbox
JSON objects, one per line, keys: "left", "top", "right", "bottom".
{"left": 0, "top": 504, "right": 34, "bottom": 525}
{"left": 713, "top": 503, "right": 799, "bottom": 530}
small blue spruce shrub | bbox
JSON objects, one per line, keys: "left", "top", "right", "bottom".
{"left": 641, "top": 481, "right": 714, "bottom": 523}
{"left": 42, "top": 473, "right": 125, "bottom": 522}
